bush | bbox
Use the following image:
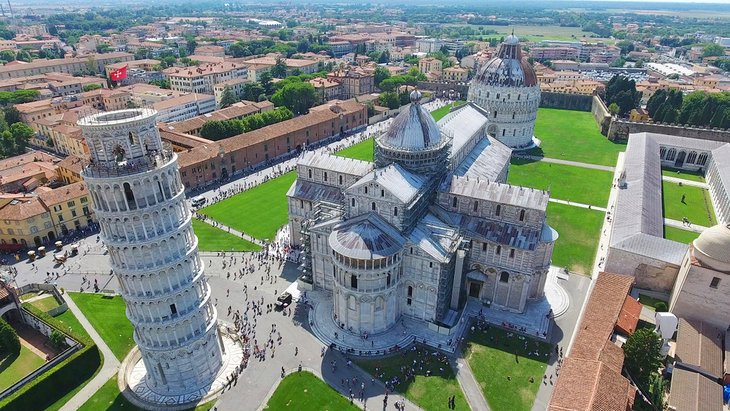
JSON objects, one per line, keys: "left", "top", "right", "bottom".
{"left": 654, "top": 302, "right": 667, "bottom": 312}
{"left": 49, "top": 330, "right": 67, "bottom": 350}
{"left": 0, "top": 317, "right": 20, "bottom": 355}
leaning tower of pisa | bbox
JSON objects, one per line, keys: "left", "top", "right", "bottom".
{"left": 78, "top": 109, "right": 226, "bottom": 402}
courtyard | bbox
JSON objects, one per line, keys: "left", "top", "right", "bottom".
{"left": 664, "top": 226, "right": 701, "bottom": 244}
{"left": 0, "top": 345, "right": 45, "bottom": 392}
{"left": 661, "top": 180, "right": 716, "bottom": 227}
{"left": 546, "top": 202, "right": 605, "bottom": 274}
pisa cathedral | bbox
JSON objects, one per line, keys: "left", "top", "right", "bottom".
{"left": 288, "top": 36, "right": 553, "bottom": 335}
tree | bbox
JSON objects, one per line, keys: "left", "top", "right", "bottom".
{"left": 259, "top": 72, "right": 274, "bottom": 95}
{"left": 16, "top": 50, "right": 32, "bottom": 63}
{"left": 219, "top": 86, "right": 238, "bottom": 108}
{"left": 149, "top": 79, "right": 170, "bottom": 89}
{"left": 623, "top": 328, "right": 663, "bottom": 391}
{"left": 270, "top": 58, "right": 288, "bottom": 78}
{"left": 374, "top": 66, "right": 391, "bottom": 89}
{"left": 95, "top": 44, "right": 112, "bottom": 54}
{"left": 0, "top": 50, "right": 15, "bottom": 62}
{"left": 379, "top": 91, "right": 401, "bottom": 109}
{"left": 0, "top": 318, "right": 20, "bottom": 355}
{"left": 10, "top": 122, "right": 33, "bottom": 153}
{"left": 604, "top": 75, "right": 641, "bottom": 117}
{"left": 243, "top": 82, "right": 265, "bottom": 102}
{"left": 378, "top": 49, "right": 390, "bottom": 64}
{"left": 271, "top": 82, "right": 317, "bottom": 115}
{"left": 702, "top": 43, "right": 725, "bottom": 58}
{"left": 49, "top": 330, "right": 67, "bottom": 350}
{"left": 608, "top": 103, "right": 619, "bottom": 116}
{"left": 83, "top": 84, "right": 102, "bottom": 92}
{"left": 3, "top": 106, "right": 20, "bottom": 125}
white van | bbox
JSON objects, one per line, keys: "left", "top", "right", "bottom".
{"left": 191, "top": 196, "right": 207, "bottom": 207}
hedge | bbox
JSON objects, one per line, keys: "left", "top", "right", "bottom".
{"left": 0, "top": 317, "right": 20, "bottom": 355}
{"left": 0, "top": 305, "right": 102, "bottom": 411}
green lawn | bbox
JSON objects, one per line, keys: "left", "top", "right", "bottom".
{"left": 355, "top": 346, "right": 467, "bottom": 411}
{"left": 664, "top": 226, "right": 700, "bottom": 244}
{"left": 0, "top": 345, "right": 46, "bottom": 391}
{"left": 431, "top": 100, "right": 466, "bottom": 121}
{"left": 662, "top": 168, "right": 705, "bottom": 183}
{"left": 69, "top": 293, "right": 134, "bottom": 361}
{"left": 192, "top": 219, "right": 261, "bottom": 252}
{"left": 336, "top": 138, "right": 375, "bottom": 162}
{"left": 508, "top": 159, "right": 613, "bottom": 207}
{"left": 662, "top": 181, "right": 716, "bottom": 227}
{"left": 464, "top": 326, "right": 551, "bottom": 411}
{"left": 200, "top": 172, "right": 296, "bottom": 241}
{"left": 28, "top": 296, "right": 60, "bottom": 313}
{"left": 79, "top": 375, "right": 214, "bottom": 411}
{"left": 489, "top": 25, "right": 612, "bottom": 42}
{"left": 637, "top": 294, "right": 668, "bottom": 312}
{"left": 546, "top": 202, "right": 604, "bottom": 275}
{"left": 264, "top": 371, "right": 359, "bottom": 411}
{"left": 529, "top": 108, "right": 625, "bottom": 166}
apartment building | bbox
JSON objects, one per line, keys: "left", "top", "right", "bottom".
{"left": 419, "top": 57, "right": 443, "bottom": 77}
{"left": 0, "top": 53, "right": 134, "bottom": 80}
{"left": 152, "top": 93, "right": 216, "bottom": 123}
{"left": 442, "top": 66, "right": 469, "bottom": 82}
{"left": 327, "top": 68, "right": 374, "bottom": 99}
{"left": 213, "top": 78, "right": 250, "bottom": 108}
{"left": 164, "top": 62, "right": 248, "bottom": 95}
{"left": 310, "top": 77, "right": 343, "bottom": 101}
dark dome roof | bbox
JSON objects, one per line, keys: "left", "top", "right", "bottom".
{"left": 378, "top": 93, "right": 442, "bottom": 151}
{"left": 474, "top": 35, "right": 537, "bottom": 87}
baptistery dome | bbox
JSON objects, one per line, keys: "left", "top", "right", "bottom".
{"left": 473, "top": 34, "right": 538, "bottom": 88}
{"left": 467, "top": 34, "right": 541, "bottom": 150}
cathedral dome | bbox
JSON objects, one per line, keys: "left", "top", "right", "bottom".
{"left": 692, "top": 223, "right": 730, "bottom": 271}
{"left": 378, "top": 90, "right": 442, "bottom": 151}
{"left": 473, "top": 34, "right": 537, "bottom": 88}
{"left": 329, "top": 215, "right": 405, "bottom": 261}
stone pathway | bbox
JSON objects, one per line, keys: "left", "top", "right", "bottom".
{"left": 662, "top": 175, "right": 708, "bottom": 188}
{"left": 453, "top": 357, "right": 490, "bottom": 411}
{"left": 515, "top": 154, "right": 615, "bottom": 172}
{"left": 548, "top": 198, "right": 607, "bottom": 212}
{"left": 58, "top": 293, "right": 121, "bottom": 411}
{"left": 196, "top": 218, "right": 266, "bottom": 246}
{"left": 664, "top": 218, "right": 708, "bottom": 233}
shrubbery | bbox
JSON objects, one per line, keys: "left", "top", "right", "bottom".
{"left": 0, "top": 317, "right": 20, "bottom": 355}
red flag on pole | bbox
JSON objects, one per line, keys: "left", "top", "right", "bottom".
{"left": 110, "top": 65, "right": 127, "bottom": 82}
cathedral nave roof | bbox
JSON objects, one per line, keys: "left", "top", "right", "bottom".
{"left": 408, "top": 213, "right": 461, "bottom": 263}
{"left": 297, "top": 151, "right": 373, "bottom": 177}
{"left": 457, "top": 214, "right": 542, "bottom": 251}
{"left": 445, "top": 176, "right": 549, "bottom": 211}
{"left": 349, "top": 163, "right": 426, "bottom": 204}
{"left": 286, "top": 179, "right": 344, "bottom": 204}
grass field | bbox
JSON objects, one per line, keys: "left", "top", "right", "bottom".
{"left": 192, "top": 220, "right": 261, "bottom": 252}
{"left": 431, "top": 100, "right": 466, "bottom": 121}
{"left": 662, "top": 181, "right": 716, "bottom": 227}
{"left": 0, "top": 345, "right": 46, "bottom": 391}
{"left": 69, "top": 293, "right": 134, "bottom": 361}
{"left": 355, "top": 347, "right": 467, "bottom": 411}
{"left": 530, "top": 108, "right": 625, "bottom": 166}
{"left": 464, "top": 326, "right": 551, "bottom": 411}
{"left": 664, "top": 226, "right": 701, "bottom": 244}
{"left": 263, "top": 371, "right": 359, "bottom": 410}
{"left": 662, "top": 168, "right": 705, "bottom": 183}
{"left": 79, "top": 375, "right": 214, "bottom": 411}
{"left": 201, "top": 172, "right": 296, "bottom": 241}
{"left": 488, "top": 25, "right": 610, "bottom": 42}
{"left": 28, "top": 296, "right": 60, "bottom": 313}
{"left": 336, "top": 138, "right": 375, "bottom": 162}
{"left": 637, "top": 294, "right": 668, "bottom": 312}
{"left": 546, "top": 202, "right": 604, "bottom": 275}
{"left": 508, "top": 159, "right": 613, "bottom": 207}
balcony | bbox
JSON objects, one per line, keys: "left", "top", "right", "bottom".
{"left": 82, "top": 147, "right": 174, "bottom": 179}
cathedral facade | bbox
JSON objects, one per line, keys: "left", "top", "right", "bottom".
{"left": 467, "top": 34, "right": 541, "bottom": 149}
{"left": 288, "top": 90, "right": 556, "bottom": 335}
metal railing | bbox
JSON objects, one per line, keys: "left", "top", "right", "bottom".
{"left": 83, "top": 148, "right": 174, "bottom": 178}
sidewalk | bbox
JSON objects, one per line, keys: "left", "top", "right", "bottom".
{"left": 662, "top": 175, "right": 708, "bottom": 188}
{"left": 664, "top": 218, "right": 708, "bottom": 233}
{"left": 548, "top": 198, "right": 607, "bottom": 212}
{"left": 197, "top": 218, "right": 266, "bottom": 246}
{"left": 453, "top": 357, "right": 490, "bottom": 411}
{"left": 515, "top": 154, "right": 615, "bottom": 172}
{"left": 58, "top": 293, "right": 121, "bottom": 411}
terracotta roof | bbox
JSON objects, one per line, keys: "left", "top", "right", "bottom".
{"left": 159, "top": 130, "right": 213, "bottom": 149}
{"left": 177, "top": 143, "right": 221, "bottom": 168}
{"left": 0, "top": 197, "right": 48, "bottom": 220}
{"left": 56, "top": 155, "right": 87, "bottom": 175}
{"left": 548, "top": 272, "right": 637, "bottom": 411}
{"left": 38, "top": 181, "right": 88, "bottom": 206}
{"left": 669, "top": 369, "right": 723, "bottom": 411}
{"left": 570, "top": 272, "right": 635, "bottom": 362}
{"left": 0, "top": 151, "right": 58, "bottom": 173}
{"left": 615, "top": 295, "right": 642, "bottom": 335}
